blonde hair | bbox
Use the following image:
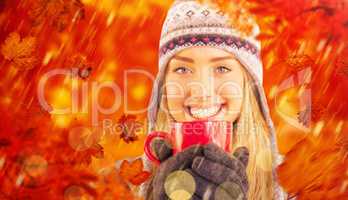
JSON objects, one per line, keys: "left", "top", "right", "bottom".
{"left": 149, "top": 69, "right": 275, "bottom": 200}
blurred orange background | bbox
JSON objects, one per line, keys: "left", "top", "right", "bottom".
{"left": 0, "top": 0, "right": 347, "bottom": 199}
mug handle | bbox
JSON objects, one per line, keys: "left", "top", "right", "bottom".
{"left": 144, "top": 131, "right": 171, "bottom": 165}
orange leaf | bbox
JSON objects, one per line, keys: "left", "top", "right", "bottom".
{"left": 89, "top": 143, "right": 104, "bottom": 159}
{"left": 119, "top": 158, "right": 151, "bottom": 186}
{"left": 129, "top": 171, "right": 151, "bottom": 186}
{"left": 119, "top": 158, "right": 143, "bottom": 180}
{"left": 1, "top": 32, "right": 38, "bottom": 70}
{"left": 28, "top": 0, "right": 85, "bottom": 31}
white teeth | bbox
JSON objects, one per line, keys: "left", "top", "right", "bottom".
{"left": 190, "top": 105, "right": 221, "bottom": 119}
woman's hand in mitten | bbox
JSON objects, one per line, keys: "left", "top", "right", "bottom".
{"left": 149, "top": 138, "right": 204, "bottom": 200}
{"left": 187, "top": 143, "right": 249, "bottom": 200}
{"left": 150, "top": 138, "right": 174, "bottom": 162}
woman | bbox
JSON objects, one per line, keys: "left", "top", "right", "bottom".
{"left": 141, "top": 0, "right": 289, "bottom": 199}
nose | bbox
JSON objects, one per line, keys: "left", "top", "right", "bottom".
{"left": 190, "top": 70, "right": 215, "bottom": 96}
{"left": 187, "top": 68, "right": 216, "bottom": 104}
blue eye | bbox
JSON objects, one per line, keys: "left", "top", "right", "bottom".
{"left": 174, "top": 66, "right": 192, "bottom": 74}
{"left": 216, "top": 66, "right": 232, "bottom": 74}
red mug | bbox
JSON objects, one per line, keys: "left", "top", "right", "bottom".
{"left": 144, "top": 120, "right": 233, "bottom": 165}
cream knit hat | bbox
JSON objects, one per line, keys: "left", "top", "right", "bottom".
{"left": 145, "top": 0, "right": 288, "bottom": 199}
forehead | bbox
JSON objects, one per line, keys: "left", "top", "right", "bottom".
{"left": 173, "top": 46, "right": 234, "bottom": 61}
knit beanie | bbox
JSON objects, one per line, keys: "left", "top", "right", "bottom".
{"left": 145, "top": 0, "right": 287, "bottom": 199}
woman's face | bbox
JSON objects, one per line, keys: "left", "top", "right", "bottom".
{"left": 164, "top": 46, "right": 245, "bottom": 122}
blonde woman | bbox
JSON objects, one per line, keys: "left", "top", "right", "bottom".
{"left": 141, "top": 0, "right": 290, "bottom": 199}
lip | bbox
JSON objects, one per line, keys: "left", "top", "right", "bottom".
{"left": 185, "top": 104, "right": 226, "bottom": 120}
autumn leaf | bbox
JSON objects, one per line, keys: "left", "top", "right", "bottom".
{"left": 66, "top": 54, "right": 94, "bottom": 80}
{"left": 118, "top": 114, "right": 140, "bottom": 143}
{"left": 71, "top": 143, "right": 104, "bottom": 165}
{"left": 119, "top": 159, "right": 143, "bottom": 180}
{"left": 119, "top": 158, "right": 151, "bottom": 186}
{"left": 78, "top": 66, "right": 93, "bottom": 80}
{"left": 298, "top": 107, "right": 310, "bottom": 127}
{"left": 28, "top": 0, "right": 61, "bottom": 25}
{"left": 298, "top": 100, "right": 326, "bottom": 127}
{"left": 278, "top": 134, "right": 348, "bottom": 199}
{"left": 285, "top": 54, "right": 314, "bottom": 73}
{"left": 27, "top": 0, "right": 85, "bottom": 31}
{"left": 1, "top": 32, "right": 38, "bottom": 70}
{"left": 88, "top": 143, "right": 104, "bottom": 159}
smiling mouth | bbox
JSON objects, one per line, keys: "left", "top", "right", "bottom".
{"left": 186, "top": 104, "right": 224, "bottom": 119}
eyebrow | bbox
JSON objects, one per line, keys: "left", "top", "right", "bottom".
{"left": 172, "top": 55, "right": 194, "bottom": 63}
{"left": 209, "top": 56, "right": 235, "bottom": 62}
{"left": 172, "top": 55, "right": 235, "bottom": 63}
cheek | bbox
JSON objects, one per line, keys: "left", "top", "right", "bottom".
{"left": 165, "top": 79, "right": 186, "bottom": 113}
{"left": 217, "top": 78, "right": 243, "bottom": 99}
{"left": 217, "top": 80, "right": 243, "bottom": 114}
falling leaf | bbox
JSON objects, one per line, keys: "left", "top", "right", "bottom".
{"left": 1, "top": 32, "right": 38, "bottom": 70}
{"left": 278, "top": 135, "right": 347, "bottom": 198}
{"left": 119, "top": 158, "right": 151, "bottom": 186}
{"left": 129, "top": 171, "right": 152, "bottom": 186}
{"left": 72, "top": 143, "right": 104, "bottom": 165}
{"left": 28, "top": 0, "right": 61, "bottom": 25}
{"left": 68, "top": 126, "right": 103, "bottom": 152}
{"left": 66, "top": 54, "right": 94, "bottom": 80}
{"left": 298, "top": 107, "right": 311, "bottom": 127}
{"left": 118, "top": 114, "right": 140, "bottom": 143}
{"left": 298, "top": 101, "right": 327, "bottom": 126}
{"left": 27, "top": 0, "right": 85, "bottom": 31}
{"left": 78, "top": 66, "right": 93, "bottom": 79}
{"left": 285, "top": 54, "right": 314, "bottom": 73}
{"left": 89, "top": 143, "right": 104, "bottom": 159}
